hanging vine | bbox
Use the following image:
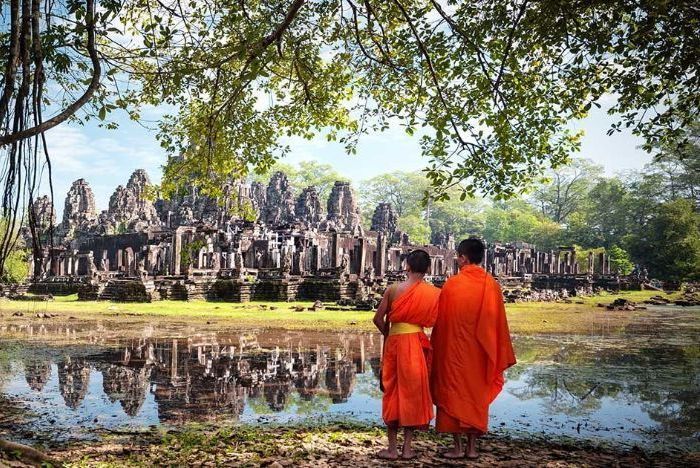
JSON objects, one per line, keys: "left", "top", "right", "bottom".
{"left": 0, "top": 0, "right": 115, "bottom": 278}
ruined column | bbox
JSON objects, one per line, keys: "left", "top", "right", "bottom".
{"left": 376, "top": 233, "right": 387, "bottom": 277}
{"left": 603, "top": 253, "right": 610, "bottom": 275}
{"left": 172, "top": 227, "right": 184, "bottom": 275}
{"left": 357, "top": 237, "right": 367, "bottom": 276}
{"left": 331, "top": 232, "right": 341, "bottom": 268}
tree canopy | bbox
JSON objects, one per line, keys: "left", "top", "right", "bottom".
{"left": 530, "top": 159, "right": 603, "bottom": 223}
{"left": 120, "top": 0, "right": 698, "bottom": 202}
{"left": 358, "top": 140, "right": 698, "bottom": 280}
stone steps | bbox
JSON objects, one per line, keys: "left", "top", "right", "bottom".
{"left": 28, "top": 279, "right": 85, "bottom": 296}
{"left": 98, "top": 279, "right": 159, "bottom": 302}
{"left": 297, "top": 278, "right": 358, "bottom": 302}
{"left": 156, "top": 280, "right": 189, "bottom": 301}
{"left": 252, "top": 279, "right": 300, "bottom": 301}
{"left": 208, "top": 279, "right": 253, "bottom": 302}
{"left": 77, "top": 283, "right": 102, "bottom": 301}
{"left": 185, "top": 279, "right": 216, "bottom": 301}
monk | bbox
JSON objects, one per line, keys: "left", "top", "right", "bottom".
{"left": 373, "top": 249, "right": 440, "bottom": 460}
{"left": 431, "top": 238, "right": 516, "bottom": 459}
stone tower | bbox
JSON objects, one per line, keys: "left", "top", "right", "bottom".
{"left": 104, "top": 169, "right": 159, "bottom": 233}
{"left": 295, "top": 186, "right": 324, "bottom": 226}
{"left": 262, "top": 172, "right": 295, "bottom": 225}
{"left": 370, "top": 203, "right": 398, "bottom": 235}
{"left": 62, "top": 179, "right": 97, "bottom": 236}
{"left": 325, "top": 181, "right": 361, "bottom": 232}
{"left": 31, "top": 195, "right": 55, "bottom": 232}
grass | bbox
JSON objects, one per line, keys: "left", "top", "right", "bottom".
{"left": 0, "top": 294, "right": 373, "bottom": 331}
{"left": 0, "top": 290, "right": 685, "bottom": 335}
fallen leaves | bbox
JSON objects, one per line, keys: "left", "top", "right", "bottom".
{"left": 22, "top": 423, "right": 697, "bottom": 467}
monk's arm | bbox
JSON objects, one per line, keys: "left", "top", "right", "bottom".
{"left": 373, "top": 288, "right": 391, "bottom": 336}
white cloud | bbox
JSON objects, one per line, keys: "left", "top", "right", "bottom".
{"left": 40, "top": 122, "right": 165, "bottom": 218}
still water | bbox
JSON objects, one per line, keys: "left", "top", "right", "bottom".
{"left": 0, "top": 308, "right": 698, "bottom": 450}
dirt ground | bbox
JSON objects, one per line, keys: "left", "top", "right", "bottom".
{"left": 2, "top": 424, "right": 699, "bottom": 467}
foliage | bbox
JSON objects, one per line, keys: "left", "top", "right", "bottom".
{"left": 607, "top": 245, "right": 634, "bottom": 276}
{"left": 428, "top": 195, "right": 486, "bottom": 243}
{"left": 180, "top": 239, "right": 206, "bottom": 269}
{"left": 115, "top": 0, "right": 698, "bottom": 202}
{"left": 626, "top": 199, "right": 700, "bottom": 282}
{"left": 397, "top": 213, "right": 430, "bottom": 245}
{"left": 0, "top": 248, "right": 28, "bottom": 284}
{"left": 572, "top": 246, "right": 602, "bottom": 274}
{"left": 481, "top": 200, "right": 559, "bottom": 247}
{"left": 570, "top": 178, "right": 632, "bottom": 249}
{"left": 0, "top": 219, "right": 28, "bottom": 283}
{"left": 234, "top": 198, "right": 259, "bottom": 223}
{"left": 360, "top": 171, "right": 429, "bottom": 217}
{"left": 530, "top": 159, "right": 603, "bottom": 223}
{"left": 649, "top": 122, "right": 700, "bottom": 205}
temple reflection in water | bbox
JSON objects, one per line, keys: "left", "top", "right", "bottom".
{"left": 17, "top": 329, "right": 379, "bottom": 423}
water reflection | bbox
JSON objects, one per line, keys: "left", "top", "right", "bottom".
{"left": 23, "top": 359, "right": 51, "bottom": 392}
{"left": 57, "top": 357, "right": 91, "bottom": 410}
{"left": 3, "top": 330, "right": 375, "bottom": 425}
{"left": 1, "top": 313, "right": 699, "bottom": 449}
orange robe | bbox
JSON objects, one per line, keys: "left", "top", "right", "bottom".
{"left": 430, "top": 264, "right": 516, "bottom": 434}
{"left": 381, "top": 281, "right": 440, "bottom": 428}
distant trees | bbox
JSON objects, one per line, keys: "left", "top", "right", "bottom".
{"left": 650, "top": 123, "right": 700, "bottom": 205}
{"left": 531, "top": 159, "right": 603, "bottom": 223}
{"left": 428, "top": 196, "right": 485, "bottom": 243}
{"left": 353, "top": 142, "right": 698, "bottom": 281}
{"left": 360, "top": 171, "right": 429, "bottom": 218}
{"left": 568, "top": 178, "right": 632, "bottom": 249}
{"left": 0, "top": 219, "right": 28, "bottom": 283}
{"left": 607, "top": 246, "right": 634, "bottom": 276}
{"left": 627, "top": 200, "right": 700, "bottom": 282}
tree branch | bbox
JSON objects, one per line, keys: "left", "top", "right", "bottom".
{"left": 492, "top": 1, "right": 528, "bottom": 102}
{"left": 0, "top": 0, "right": 101, "bottom": 147}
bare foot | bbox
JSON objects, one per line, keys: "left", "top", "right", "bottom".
{"left": 401, "top": 448, "right": 417, "bottom": 460}
{"left": 442, "top": 448, "right": 464, "bottom": 459}
{"left": 466, "top": 449, "right": 479, "bottom": 460}
{"left": 377, "top": 448, "right": 399, "bottom": 460}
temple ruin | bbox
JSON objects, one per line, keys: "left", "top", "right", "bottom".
{"left": 25, "top": 169, "right": 619, "bottom": 302}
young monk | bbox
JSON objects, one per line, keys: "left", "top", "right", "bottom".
{"left": 431, "top": 238, "right": 516, "bottom": 459}
{"left": 373, "top": 249, "right": 440, "bottom": 460}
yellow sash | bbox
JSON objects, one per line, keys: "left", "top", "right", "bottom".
{"left": 389, "top": 322, "right": 423, "bottom": 335}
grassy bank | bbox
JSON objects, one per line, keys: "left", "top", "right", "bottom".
{"left": 0, "top": 290, "right": 686, "bottom": 335}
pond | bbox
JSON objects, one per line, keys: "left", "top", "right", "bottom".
{"left": 0, "top": 306, "right": 698, "bottom": 451}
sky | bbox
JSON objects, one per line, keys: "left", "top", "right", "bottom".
{"left": 43, "top": 101, "right": 652, "bottom": 217}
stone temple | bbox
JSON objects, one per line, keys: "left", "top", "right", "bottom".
{"left": 26, "top": 169, "right": 615, "bottom": 302}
